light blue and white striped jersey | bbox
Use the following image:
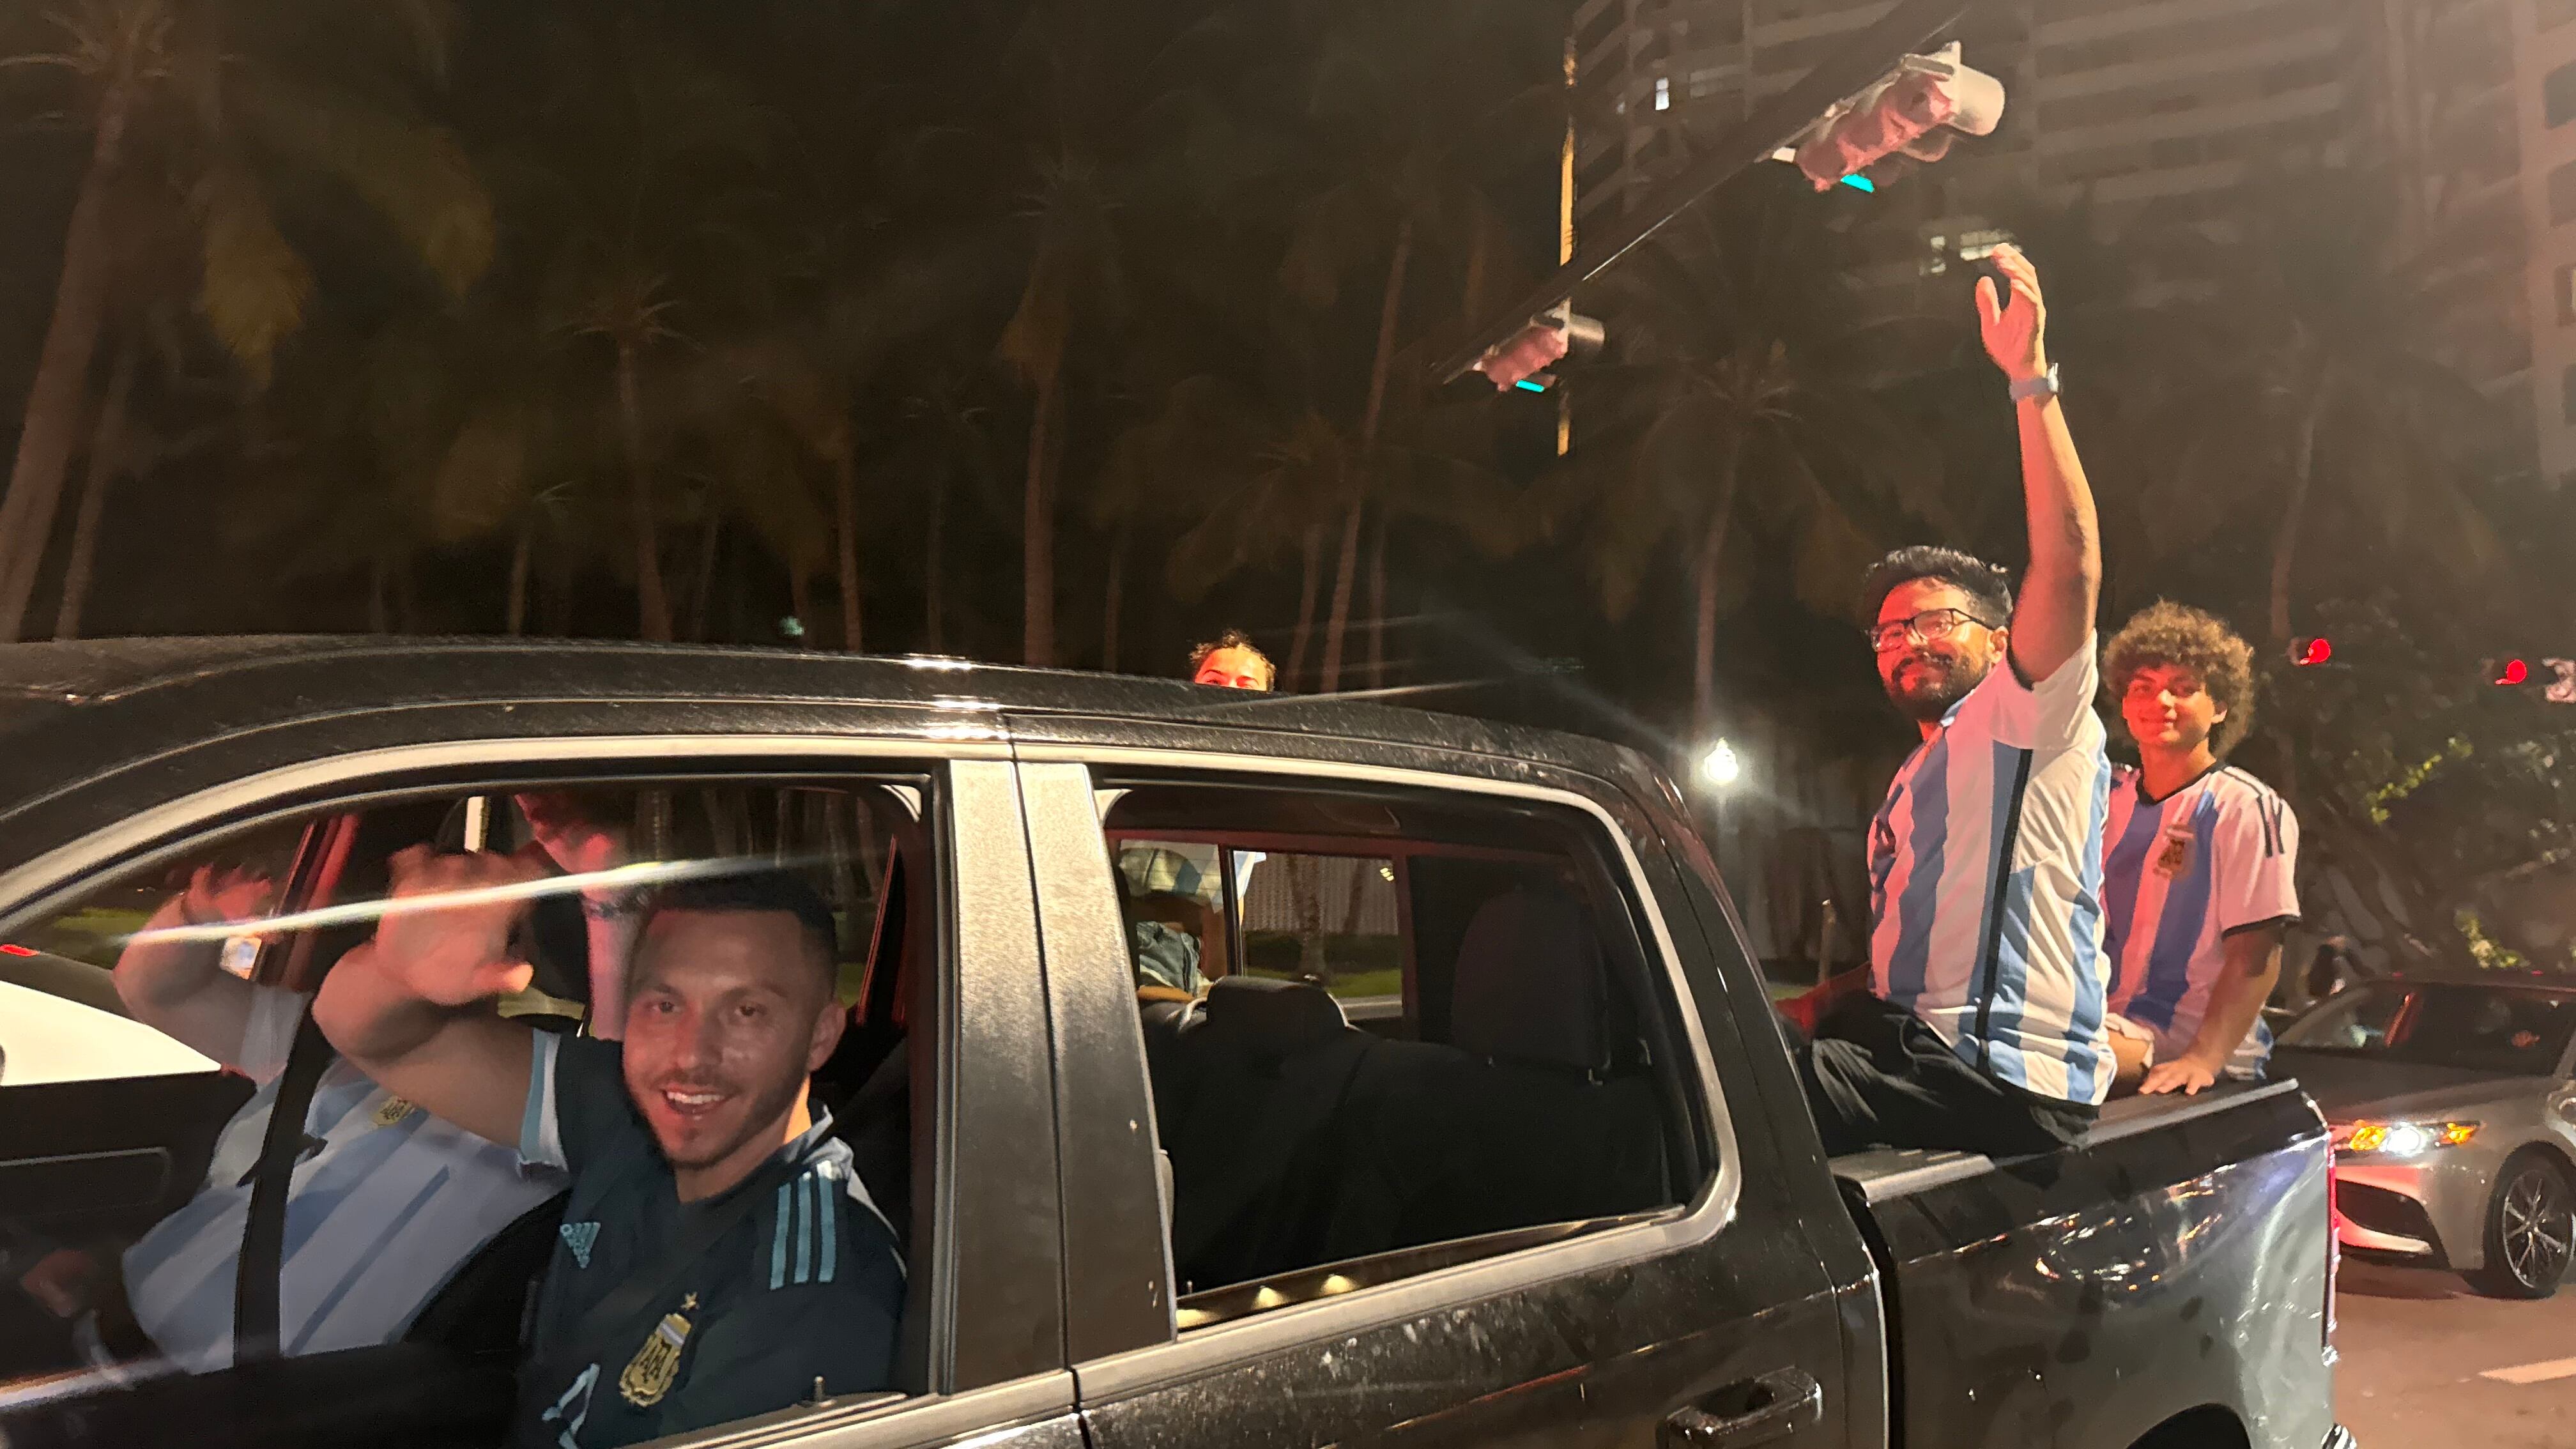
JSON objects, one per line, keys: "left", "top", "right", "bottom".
{"left": 1867, "top": 641, "right": 2117, "bottom": 1105}
{"left": 121, "top": 986, "right": 566, "bottom": 1372}
{"left": 2102, "top": 763, "right": 2299, "bottom": 1071}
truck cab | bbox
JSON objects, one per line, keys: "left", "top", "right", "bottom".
{"left": 0, "top": 639, "right": 2343, "bottom": 1449}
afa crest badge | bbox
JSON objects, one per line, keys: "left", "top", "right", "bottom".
{"left": 618, "top": 1298, "right": 697, "bottom": 1408}
{"left": 2153, "top": 832, "right": 2191, "bottom": 878}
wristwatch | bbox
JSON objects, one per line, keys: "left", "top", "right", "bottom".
{"left": 580, "top": 888, "right": 647, "bottom": 921}
{"left": 2008, "top": 363, "right": 2062, "bottom": 402}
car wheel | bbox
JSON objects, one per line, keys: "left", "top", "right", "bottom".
{"left": 2468, "top": 1152, "right": 2576, "bottom": 1299}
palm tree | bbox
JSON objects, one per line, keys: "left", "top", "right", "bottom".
{"left": 2138, "top": 169, "right": 2512, "bottom": 652}
{"left": 990, "top": 0, "right": 1307, "bottom": 667}
{"left": 0, "top": 0, "right": 492, "bottom": 640}
{"left": 726, "top": 241, "right": 988, "bottom": 654}
{"left": 1271, "top": 0, "right": 1558, "bottom": 692}
{"left": 893, "top": 371, "right": 1004, "bottom": 656}
{"left": 50, "top": 339, "right": 136, "bottom": 641}
{"left": 51, "top": 327, "right": 220, "bottom": 639}
{"left": 1130, "top": 379, "right": 1359, "bottom": 684}
{"left": 998, "top": 145, "right": 1128, "bottom": 668}
{"left": 501, "top": 10, "right": 776, "bottom": 642}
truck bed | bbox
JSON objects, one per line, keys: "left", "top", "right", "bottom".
{"left": 1831, "top": 1081, "right": 2339, "bottom": 1449}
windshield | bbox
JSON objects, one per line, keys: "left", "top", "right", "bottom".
{"left": 2281, "top": 982, "right": 2576, "bottom": 1075}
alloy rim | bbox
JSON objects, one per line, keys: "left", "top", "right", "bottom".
{"left": 2501, "top": 1167, "right": 2575, "bottom": 1288}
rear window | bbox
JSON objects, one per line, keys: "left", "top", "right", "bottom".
{"left": 1098, "top": 775, "right": 1707, "bottom": 1328}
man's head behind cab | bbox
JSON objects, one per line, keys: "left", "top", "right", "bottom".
{"left": 1862, "top": 546, "right": 2016, "bottom": 723}
{"left": 623, "top": 871, "right": 845, "bottom": 1183}
{"left": 1190, "top": 630, "right": 1276, "bottom": 691}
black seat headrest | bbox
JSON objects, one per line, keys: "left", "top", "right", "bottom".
{"left": 1200, "top": 975, "right": 1349, "bottom": 1058}
{"left": 1448, "top": 889, "right": 1607, "bottom": 1072}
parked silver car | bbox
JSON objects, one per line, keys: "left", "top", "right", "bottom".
{"left": 2274, "top": 975, "right": 2576, "bottom": 1298}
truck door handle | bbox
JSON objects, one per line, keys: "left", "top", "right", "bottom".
{"left": 1661, "top": 1368, "right": 1824, "bottom": 1448}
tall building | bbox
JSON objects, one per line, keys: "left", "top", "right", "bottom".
{"left": 1567, "top": 0, "right": 2576, "bottom": 482}
{"left": 2502, "top": 0, "right": 2576, "bottom": 481}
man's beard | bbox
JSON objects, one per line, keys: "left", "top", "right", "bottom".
{"left": 1887, "top": 654, "right": 1988, "bottom": 723}
{"left": 652, "top": 1060, "right": 809, "bottom": 1172}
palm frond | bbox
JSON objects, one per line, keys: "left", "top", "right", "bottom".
{"left": 194, "top": 162, "right": 310, "bottom": 383}
{"left": 238, "top": 70, "right": 494, "bottom": 295}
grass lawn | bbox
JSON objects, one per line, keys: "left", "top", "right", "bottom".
{"left": 1243, "top": 965, "right": 1402, "bottom": 1000}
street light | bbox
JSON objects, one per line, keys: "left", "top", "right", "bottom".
{"left": 1699, "top": 739, "right": 1742, "bottom": 790}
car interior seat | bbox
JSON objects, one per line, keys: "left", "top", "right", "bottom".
{"left": 1148, "top": 975, "right": 1395, "bottom": 1292}
{"left": 1377, "top": 888, "right": 1668, "bottom": 1246}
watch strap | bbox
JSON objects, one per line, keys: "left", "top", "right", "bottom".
{"left": 2008, "top": 363, "right": 2061, "bottom": 402}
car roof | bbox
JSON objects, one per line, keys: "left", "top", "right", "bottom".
{"left": 0, "top": 635, "right": 1675, "bottom": 812}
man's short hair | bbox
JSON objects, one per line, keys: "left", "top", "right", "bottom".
{"left": 1188, "top": 629, "right": 1276, "bottom": 687}
{"left": 648, "top": 869, "right": 840, "bottom": 989}
{"left": 1860, "top": 546, "right": 2015, "bottom": 629}
{"left": 2104, "top": 601, "right": 2257, "bottom": 756}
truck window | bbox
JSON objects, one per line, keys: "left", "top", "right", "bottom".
{"left": 1101, "top": 778, "right": 1703, "bottom": 1329}
{"left": 1110, "top": 839, "right": 1402, "bottom": 1020}
{"left": 0, "top": 776, "right": 937, "bottom": 1443}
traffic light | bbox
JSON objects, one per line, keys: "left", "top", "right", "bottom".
{"left": 2479, "top": 656, "right": 2576, "bottom": 702}
{"left": 1473, "top": 307, "right": 1604, "bottom": 393}
{"left": 2292, "top": 637, "right": 2333, "bottom": 668}
{"left": 1776, "top": 42, "right": 2006, "bottom": 193}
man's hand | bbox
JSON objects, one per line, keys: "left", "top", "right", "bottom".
{"left": 18, "top": 1248, "right": 102, "bottom": 1319}
{"left": 1473, "top": 321, "right": 1568, "bottom": 392}
{"left": 1982, "top": 240, "right": 2097, "bottom": 686}
{"left": 2140, "top": 1053, "right": 2223, "bottom": 1096}
{"left": 516, "top": 792, "right": 634, "bottom": 878}
{"left": 181, "top": 862, "right": 278, "bottom": 927}
{"left": 114, "top": 865, "right": 279, "bottom": 1056}
{"left": 360, "top": 845, "right": 546, "bottom": 1007}
{"left": 1974, "top": 243, "right": 2050, "bottom": 385}
{"left": 313, "top": 845, "right": 546, "bottom": 1151}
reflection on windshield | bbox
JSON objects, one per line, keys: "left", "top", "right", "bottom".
{"left": 2281, "top": 982, "right": 2576, "bottom": 1074}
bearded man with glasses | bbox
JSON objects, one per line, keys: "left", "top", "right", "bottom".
{"left": 1790, "top": 244, "right": 2118, "bottom": 1159}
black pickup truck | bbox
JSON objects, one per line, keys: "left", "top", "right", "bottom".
{"left": 0, "top": 639, "right": 2349, "bottom": 1449}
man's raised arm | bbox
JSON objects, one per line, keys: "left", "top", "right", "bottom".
{"left": 312, "top": 845, "right": 546, "bottom": 1151}
{"left": 114, "top": 864, "right": 277, "bottom": 1063}
{"left": 1976, "top": 243, "right": 2100, "bottom": 684}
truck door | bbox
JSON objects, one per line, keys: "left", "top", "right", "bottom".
{"left": 0, "top": 715, "right": 1089, "bottom": 1449}
{"left": 1015, "top": 746, "right": 1864, "bottom": 1449}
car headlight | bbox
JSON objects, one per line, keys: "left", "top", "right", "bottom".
{"left": 2342, "top": 1119, "right": 2481, "bottom": 1156}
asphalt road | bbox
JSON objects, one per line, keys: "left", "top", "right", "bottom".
{"left": 2335, "top": 1259, "right": 2576, "bottom": 1447}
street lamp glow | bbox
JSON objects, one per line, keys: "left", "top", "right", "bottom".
{"left": 1698, "top": 739, "right": 1742, "bottom": 789}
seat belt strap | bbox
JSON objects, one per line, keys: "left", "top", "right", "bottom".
{"left": 234, "top": 1006, "right": 335, "bottom": 1361}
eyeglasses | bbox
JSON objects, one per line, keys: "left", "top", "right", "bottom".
{"left": 1867, "top": 608, "right": 1998, "bottom": 654}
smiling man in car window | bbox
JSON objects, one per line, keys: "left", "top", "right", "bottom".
{"left": 316, "top": 849, "right": 902, "bottom": 1449}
